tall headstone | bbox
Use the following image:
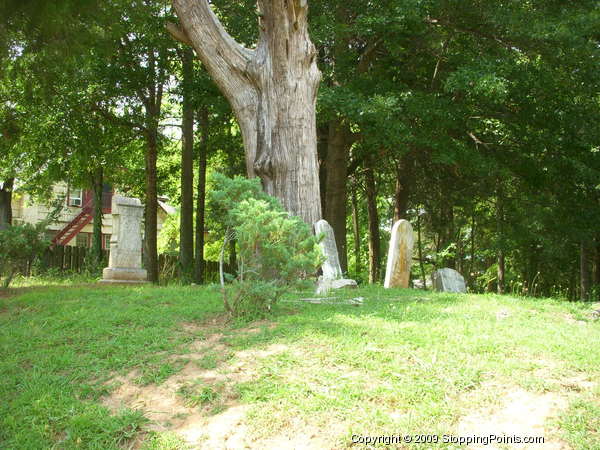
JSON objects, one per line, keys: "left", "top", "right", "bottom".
{"left": 314, "top": 219, "right": 343, "bottom": 280}
{"left": 384, "top": 220, "right": 414, "bottom": 288}
{"left": 101, "top": 196, "right": 148, "bottom": 283}
{"left": 432, "top": 268, "right": 466, "bottom": 293}
{"left": 314, "top": 219, "right": 357, "bottom": 294}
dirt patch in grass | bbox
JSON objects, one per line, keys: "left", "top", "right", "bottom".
{"left": 102, "top": 318, "right": 292, "bottom": 448}
{"left": 0, "top": 286, "right": 38, "bottom": 300}
{"left": 458, "top": 387, "right": 570, "bottom": 449}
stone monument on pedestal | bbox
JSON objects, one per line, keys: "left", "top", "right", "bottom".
{"left": 384, "top": 220, "right": 414, "bottom": 288}
{"left": 101, "top": 196, "right": 148, "bottom": 284}
{"left": 314, "top": 219, "right": 357, "bottom": 294}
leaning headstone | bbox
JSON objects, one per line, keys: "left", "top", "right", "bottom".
{"left": 101, "top": 196, "right": 148, "bottom": 283}
{"left": 432, "top": 268, "right": 466, "bottom": 293}
{"left": 314, "top": 219, "right": 357, "bottom": 294}
{"left": 316, "top": 277, "right": 358, "bottom": 295}
{"left": 314, "top": 219, "right": 343, "bottom": 280}
{"left": 384, "top": 220, "right": 414, "bottom": 288}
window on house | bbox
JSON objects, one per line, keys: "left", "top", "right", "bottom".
{"left": 76, "top": 233, "right": 90, "bottom": 248}
{"left": 69, "top": 189, "right": 83, "bottom": 207}
{"left": 103, "top": 234, "right": 111, "bottom": 250}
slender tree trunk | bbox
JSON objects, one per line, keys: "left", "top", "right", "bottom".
{"left": 440, "top": 201, "right": 455, "bottom": 268}
{"left": 141, "top": 48, "right": 164, "bottom": 284}
{"left": 90, "top": 167, "right": 104, "bottom": 266}
{"left": 469, "top": 213, "right": 476, "bottom": 283}
{"left": 497, "top": 251, "right": 505, "bottom": 295}
{"left": 351, "top": 185, "right": 361, "bottom": 278}
{"left": 179, "top": 47, "right": 195, "bottom": 282}
{"left": 324, "top": 119, "right": 349, "bottom": 272}
{"left": 144, "top": 127, "right": 159, "bottom": 283}
{"left": 0, "top": 178, "right": 14, "bottom": 230}
{"left": 172, "top": 0, "right": 322, "bottom": 225}
{"left": 593, "top": 238, "right": 600, "bottom": 296}
{"left": 393, "top": 152, "right": 413, "bottom": 222}
{"left": 194, "top": 106, "right": 208, "bottom": 284}
{"left": 580, "top": 241, "right": 591, "bottom": 301}
{"left": 417, "top": 208, "right": 426, "bottom": 289}
{"left": 497, "top": 187, "right": 505, "bottom": 294}
{"left": 229, "top": 239, "right": 237, "bottom": 276}
{"left": 317, "top": 124, "right": 328, "bottom": 218}
{"left": 365, "top": 167, "right": 380, "bottom": 283}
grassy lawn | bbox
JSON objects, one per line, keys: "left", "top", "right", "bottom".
{"left": 1, "top": 284, "right": 599, "bottom": 449}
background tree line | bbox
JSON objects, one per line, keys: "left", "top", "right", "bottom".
{"left": 1, "top": 0, "right": 598, "bottom": 300}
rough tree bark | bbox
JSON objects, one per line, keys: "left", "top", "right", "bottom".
{"left": 180, "top": 47, "right": 195, "bottom": 282}
{"left": 194, "top": 106, "right": 208, "bottom": 284}
{"left": 0, "top": 178, "right": 14, "bottom": 230}
{"left": 170, "top": 0, "right": 322, "bottom": 225}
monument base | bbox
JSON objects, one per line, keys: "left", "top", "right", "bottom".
{"left": 316, "top": 277, "right": 358, "bottom": 295}
{"left": 101, "top": 267, "right": 148, "bottom": 284}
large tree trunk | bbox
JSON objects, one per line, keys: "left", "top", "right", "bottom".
{"left": 172, "top": 0, "right": 322, "bottom": 225}
{"left": 365, "top": 166, "right": 380, "bottom": 284}
{"left": 90, "top": 167, "right": 104, "bottom": 266}
{"left": 0, "top": 178, "right": 14, "bottom": 230}
{"left": 180, "top": 47, "right": 195, "bottom": 282}
{"left": 324, "top": 119, "right": 349, "bottom": 271}
{"left": 194, "top": 106, "right": 208, "bottom": 284}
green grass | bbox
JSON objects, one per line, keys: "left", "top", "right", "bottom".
{"left": 1, "top": 283, "right": 599, "bottom": 449}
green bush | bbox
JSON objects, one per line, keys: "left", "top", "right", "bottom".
{"left": 209, "top": 175, "right": 323, "bottom": 318}
{"left": 0, "top": 223, "right": 49, "bottom": 288}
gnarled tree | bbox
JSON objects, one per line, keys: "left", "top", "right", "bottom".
{"left": 170, "top": 0, "right": 322, "bottom": 224}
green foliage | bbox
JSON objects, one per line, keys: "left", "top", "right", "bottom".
{"left": 209, "top": 175, "right": 323, "bottom": 318}
{"left": 0, "top": 223, "right": 49, "bottom": 288}
{"left": 157, "top": 209, "right": 180, "bottom": 256}
{"left": 208, "top": 173, "right": 280, "bottom": 231}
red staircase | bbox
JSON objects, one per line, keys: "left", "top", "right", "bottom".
{"left": 51, "top": 201, "right": 94, "bottom": 246}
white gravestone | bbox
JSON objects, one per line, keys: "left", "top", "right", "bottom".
{"left": 384, "top": 220, "right": 414, "bottom": 289}
{"left": 432, "top": 268, "right": 466, "bottom": 293}
{"left": 314, "top": 219, "right": 343, "bottom": 280}
{"left": 314, "top": 219, "right": 357, "bottom": 294}
{"left": 101, "top": 196, "right": 148, "bottom": 283}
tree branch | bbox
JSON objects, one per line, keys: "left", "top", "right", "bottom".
{"left": 357, "top": 38, "right": 383, "bottom": 74}
{"left": 166, "top": 21, "right": 192, "bottom": 46}
{"left": 91, "top": 104, "right": 147, "bottom": 134}
{"left": 172, "top": 0, "right": 255, "bottom": 101}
